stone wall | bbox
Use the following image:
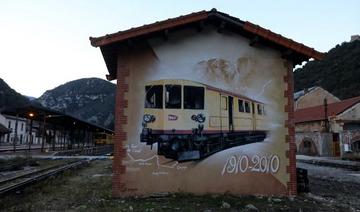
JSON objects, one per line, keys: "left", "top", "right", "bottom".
{"left": 295, "top": 132, "right": 333, "bottom": 156}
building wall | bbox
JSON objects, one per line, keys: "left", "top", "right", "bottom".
{"left": 295, "top": 121, "right": 324, "bottom": 133}
{"left": 337, "top": 103, "right": 360, "bottom": 121}
{"left": 0, "top": 114, "right": 7, "bottom": 143}
{"left": 0, "top": 115, "right": 28, "bottom": 145}
{"left": 113, "top": 26, "right": 296, "bottom": 196}
{"left": 340, "top": 129, "right": 360, "bottom": 159}
{"left": 295, "top": 87, "right": 340, "bottom": 110}
{"left": 329, "top": 103, "right": 360, "bottom": 133}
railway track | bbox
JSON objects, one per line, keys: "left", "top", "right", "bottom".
{"left": 0, "top": 147, "right": 43, "bottom": 152}
{"left": 0, "top": 160, "right": 89, "bottom": 195}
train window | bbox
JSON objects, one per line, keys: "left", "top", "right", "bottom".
{"left": 244, "top": 101, "right": 250, "bottom": 113}
{"left": 262, "top": 105, "right": 266, "bottom": 115}
{"left": 184, "top": 86, "right": 204, "bottom": 109}
{"left": 238, "top": 99, "right": 245, "bottom": 112}
{"left": 165, "top": 85, "right": 181, "bottom": 109}
{"left": 221, "top": 96, "right": 228, "bottom": 110}
{"left": 257, "top": 104, "right": 263, "bottom": 115}
{"left": 145, "top": 85, "right": 163, "bottom": 108}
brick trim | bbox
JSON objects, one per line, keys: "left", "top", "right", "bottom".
{"left": 112, "top": 55, "right": 130, "bottom": 197}
{"left": 283, "top": 61, "right": 297, "bottom": 196}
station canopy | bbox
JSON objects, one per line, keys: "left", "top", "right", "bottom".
{"left": 1, "top": 103, "right": 113, "bottom": 134}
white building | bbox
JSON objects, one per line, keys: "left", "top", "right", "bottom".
{"left": 0, "top": 114, "right": 30, "bottom": 144}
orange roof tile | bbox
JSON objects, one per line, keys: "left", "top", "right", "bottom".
{"left": 295, "top": 96, "right": 360, "bottom": 123}
{"left": 90, "top": 9, "right": 324, "bottom": 80}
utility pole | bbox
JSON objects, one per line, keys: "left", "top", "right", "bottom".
{"left": 324, "top": 98, "right": 329, "bottom": 132}
{"left": 13, "top": 112, "right": 19, "bottom": 152}
{"left": 41, "top": 115, "right": 46, "bottom": 152}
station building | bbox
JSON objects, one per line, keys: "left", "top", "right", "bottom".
{"left": 91, "top": 9, "right": 323, "bottom": 196}
{"left": 0, "top": 104, "right": 113, "bottom": 151}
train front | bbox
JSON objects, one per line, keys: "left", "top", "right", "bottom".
{"left": 140, "top": 80, "right": 207, "bottom": 161}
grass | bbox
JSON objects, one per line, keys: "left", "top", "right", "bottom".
{"left": 0, "top": 156, "right": 39, "bottom": 171}
{"left": 0, "top": 159, "right": 351, "bottom": 212}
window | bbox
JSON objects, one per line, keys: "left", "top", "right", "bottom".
{"left": 145, "top": 85, "right": 163, "bottom": 109}
{"left": 221, "top": 96, "right": 228, "bottom": 110}
{"left": 244, "top": 101, "right": 251, "bottom": 113}
{"left": 353, "top": 141, "right": 360, "bottom": 153}
{"left": 238, "top": 99, "right": 245, "bottom": 112}
{"left": 8, "top": 121, "right": 11, "bottom": 128}
{"left": 257, "top": 104, "right": 263, "bottom": 115}
{"left": 21, "top": 123, "right": 24, "bottom": 131}
{"left": 184, "top": 86, "right": 204, "bottom": 109}
{"left": 165, "top": 85, "right": 181, "bottom": 109}
{"left": 262, "top": 105, "right": 266, "bottom": 115}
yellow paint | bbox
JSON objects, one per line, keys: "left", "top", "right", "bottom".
{"left": 144, "top": 79, "right": 268, "bottom": 132}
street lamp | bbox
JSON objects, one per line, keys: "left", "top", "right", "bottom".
{"left": 28, "top": 112, "right": 35, "bottom": 153}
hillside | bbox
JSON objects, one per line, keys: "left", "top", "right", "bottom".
{"left": 37, "top": 78, "right": 116, "bottom": 130}
{"left": 0, "top": 78, "right": 29, "bottom": 111}
{"left": 294, "top": 40, "right": 360, "bottom": 99}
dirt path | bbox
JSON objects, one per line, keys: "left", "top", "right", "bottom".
{"left": 298, "top": 161, "right": 360, "bottom": 210}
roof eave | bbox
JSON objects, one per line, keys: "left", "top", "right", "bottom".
{"left": 89, "top": 10, "right": 209, "bottom": 47}
{"left": 90, "top": 9, "right": 324, "bottom": 80}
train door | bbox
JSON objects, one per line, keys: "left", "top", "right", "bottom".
{"left": 332, "top": 133, "right": 340, "bottom": 157}
{"left": 252, "top": 103, "right": 256, "bottom": 130}
{"left": 220, "top": 95, "right": 228, "bottom": 132}
{"left": 228, "top": 96, "right": 233, "bottom": 132}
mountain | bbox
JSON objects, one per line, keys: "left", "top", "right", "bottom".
{"left": 25, "top": 96, "right": 36, "bottom": 101}
{"left": 0, "top": 78, "right": 29, "bottom": 111}
{"left": 294, "top": 40, "right": 360, "bottom": 99}
{"left": 37, "top": 78, "right": 116, "bottom": 130}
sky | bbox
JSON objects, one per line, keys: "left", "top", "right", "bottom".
{"left": 0, "top": 0, "right": 359, "bottom": 98}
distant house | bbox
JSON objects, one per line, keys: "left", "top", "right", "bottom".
{"left": 294, "top": 86, "right": 340, "bottom": 110}
{"left": 0, "top": 114, "right": 28, "bottom": 145}
{"left": 0, "top": 114, "right": 11, "bottom": 142}
{"left": 295, "top": 96, "right": 360, "bottom": 158}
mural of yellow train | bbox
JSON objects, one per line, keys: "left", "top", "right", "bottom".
{"left": 140, "top": 79, "right": 268, "bottom": 161}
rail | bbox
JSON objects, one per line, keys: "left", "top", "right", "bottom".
{"left": 54, "top": 145, "right": 113, "bottom": 156}
{"left": 0, "top": 160, "right": 89, "bottom": 195}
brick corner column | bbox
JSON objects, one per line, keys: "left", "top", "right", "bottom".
{"left": 112, "top": 56, "right": 130, "bottom": 197}
{"left": 283, "top": 61, "right": 297, "bottom": 196}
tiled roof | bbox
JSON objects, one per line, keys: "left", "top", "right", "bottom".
{"left": 243, "top": 22, "right": 323, "bottom": 60}
{"left": 90, "top": 10, "right": 208, "bottom": 47}
{"left": 90, "top": 9, "right": 324, "bottom": 80}
{"left": 295, "top": 96, "right": 360, "bottom": 123}
{"left": 90, "top": 9, "right": 323, "bottom": 60}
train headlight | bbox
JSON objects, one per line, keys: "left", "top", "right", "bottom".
{"left": 191, "top": 113, "right": 206, "bottom": 123}
{"left": 196, "top": 113, "right": 206, "bottom": 123}
{"left": 143, "top": 114, "right": 155, "bottom": 123}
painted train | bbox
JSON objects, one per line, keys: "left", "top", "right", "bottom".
{"left": 140, "top": 79, "right": 268, "bottom": 161}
